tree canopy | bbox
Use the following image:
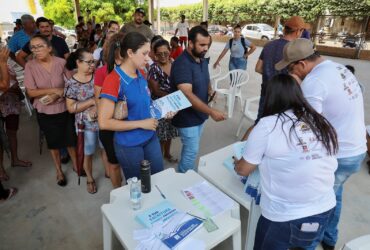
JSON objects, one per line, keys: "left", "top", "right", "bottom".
{"left": 40, "top": 0, "right": 370, "bottom": 28}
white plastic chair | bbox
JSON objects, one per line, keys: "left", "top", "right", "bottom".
{"left": 342, "top": 235, "right": 370, "bottom": 250}
{"left": 209, "top": 64, "right": 222, "bottom": 90}
{"left": 214, "top": 69, "right": 249, "bottom": 118}
{"left": 236, "top": 96, "right": 260, "bottom": 137}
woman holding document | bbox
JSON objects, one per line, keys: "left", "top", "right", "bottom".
{"left": 234, "top": 74, "right": 338, "bottom": 250}
{"left": 98, "top": 32, "right": 166, "bottom": 180}
{"left": 148, "top": 39, "right": 179, "bottom": 163}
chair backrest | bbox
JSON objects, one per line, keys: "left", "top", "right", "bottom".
{"left": 209, "top": 64, "right": 222, "bottom": 80}
{"left": 229, "top": 69, "right": 249, "bottom": 88}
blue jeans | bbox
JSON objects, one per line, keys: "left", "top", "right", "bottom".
{"left": 254, "top": 208, "right": 334, "bottom": 250}
{"left": 177, "top": 124, "right": 204, "bottom": 173}
{"left": 229, "top": 57, "right": 247, "bottom": 71}
{"left": 322, "top": 153, "right": 366, "bottom": 246}
{"left": 114, "top": 134, "right": 164, "bottom": 180}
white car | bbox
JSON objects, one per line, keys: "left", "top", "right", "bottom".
{"left": 241, "top": 23, "right": 281, "bottom": 40}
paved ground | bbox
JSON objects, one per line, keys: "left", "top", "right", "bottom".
{"left": 0, "top": 42, "right": 369, "bottom": 250}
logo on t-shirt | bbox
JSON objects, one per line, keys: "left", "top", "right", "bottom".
{"left": 336, "top": 66, "right": 361, "bottom": 100}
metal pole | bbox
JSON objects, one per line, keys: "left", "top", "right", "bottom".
{"left": 203, "top": 0, "right": 208, "bottom": 22}
{"left": 355, "top": 15, "right": 369, "bottom": 59}
{"left": 156, "top": 0, "right": 161, "bottom": 35}
{"left": 74, "top": 0, "right": 81, "bottom": 23}
{"left": 148, "top": 0, "right": 154, "bottom": 25}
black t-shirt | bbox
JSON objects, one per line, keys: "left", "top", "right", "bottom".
{"left": 22, "top": 35, "right": 69, "bottom": 58}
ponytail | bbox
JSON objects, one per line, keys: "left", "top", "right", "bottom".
{"left": 106, "top": 33, "right": 125, "bottom": 73}
{"left": 66, "top": 48, "right": 89, "bottom": 70}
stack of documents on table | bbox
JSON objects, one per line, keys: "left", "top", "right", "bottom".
{"left": 134, "top": 200, "right": 203, "bottom": 250}
{"left": 182, "top": 181, "right": 235, "bottom": 217}
{"left": 150, "top": 90, "right": 192, "bottom": 119}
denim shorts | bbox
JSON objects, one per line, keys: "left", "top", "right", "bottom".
{"left": 84, "top": 130, "right": 103, "bottom": 155}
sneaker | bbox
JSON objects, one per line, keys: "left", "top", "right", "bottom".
{"left": 321, "top": 241, "right": 335, "bottom": 250}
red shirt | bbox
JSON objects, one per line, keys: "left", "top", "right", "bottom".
{"left": 170, "top": 46, "right": 183, "bottom": 60}
{"left": 94, "top": 64, "right": 108, "bottom": 87}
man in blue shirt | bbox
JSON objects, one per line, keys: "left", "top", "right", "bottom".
{"left": 241, "top": 16, "right": 308, "bottom": 140}
{"left": 170, "top": 26, "right": 226, "bottom": 173}
{"left": 7, "top": 14, "right": 36, "bottom": 61}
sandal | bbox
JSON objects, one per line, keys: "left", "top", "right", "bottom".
{"left": 0, "top": 187, "right": 18, "bottom": 202}
{"left": 87, "top": 180, "right": 97, "bottom": 194}
{"left": 11, "top": 160, "right": 32, "bottom": 168}
{"left": 0, "top": 167, "right": 9, "bottom": 181}
{"left": 164, "top": 155, "right": 178, "bottom": 163}
{"left": 56, "top": 172, "right": 67, "bottom": 186}
{"left": 73, "top": 168, "right": 87, "bottom": 177}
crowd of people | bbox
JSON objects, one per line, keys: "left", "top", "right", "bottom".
{"left": 0, "top": 9, "right": 368, "bottom": 250}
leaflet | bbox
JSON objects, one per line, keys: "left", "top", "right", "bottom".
{"left": 150, "top": 90, "right": 192, "bottom": 119}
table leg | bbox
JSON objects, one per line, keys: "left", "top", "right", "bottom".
{"left": 102, "top": 213, "right": 113, "bottom": 250}
{"left": 232, "top": 224, "right": 242, "bottom": 250}
{"left": 245, "top": 201, "right": 261, "bottom": 250}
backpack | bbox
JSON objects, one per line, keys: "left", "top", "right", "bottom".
{"left": 229, "top": 37, "right": 248, "bottom": 55}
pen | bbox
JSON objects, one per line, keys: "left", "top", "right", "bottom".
{"left": 155, "top": 185, "right": 166, "bottom": 199}
{"left": 186, "top": 212, "right": 205, "bottom": 221}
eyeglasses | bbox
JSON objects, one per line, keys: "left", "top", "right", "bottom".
{"left": 155, "top": 52, "right": 169, "bottom": 57}
{"left": 80, "top": 59, "right": 95, "bottom": 65}
{"left": 30, "top": 44, "right": 47, "bottom": 51}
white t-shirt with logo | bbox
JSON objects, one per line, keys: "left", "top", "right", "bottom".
{"left": 176, "top": 21, "right": 189, "bottom": 37}
{"left": 301, "top": 60, "right": 367, "bottom": 158}
{"left": 242, "top": 111, "right": 337, "bottom": 222}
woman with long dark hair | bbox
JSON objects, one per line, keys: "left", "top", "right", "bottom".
{"left": 235, "top": 74, "right": 338, "bottom": 250}
{"left": 98, "top": 32, "right": 164, "bottom": 181}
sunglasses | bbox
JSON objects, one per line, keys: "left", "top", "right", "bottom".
{"left": 155, "top": 52, "right": 169, "bottom": 57}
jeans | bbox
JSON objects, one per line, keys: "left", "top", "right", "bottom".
{"left": 322, "top": 153, "right": 366, "bottom": 246}
{"left": 114, "top": 134, "right": 163, "bottom": 180}
{"left": 84, "top": 130, "right": 103, "bottom": 155}
{"left": 177, "top": 124, "right": 204, "bottom": 173}
{"left": 229, "top": 57, "right": 247, "bottom": 71}
{"left": 254, "top": 208, "right": 334, "bottom": 250}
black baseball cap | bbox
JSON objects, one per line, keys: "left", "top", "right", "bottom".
{"left": 14, "top": 19, "right": 22, "bottom": 25}
{"left": 135, "top": 8, "right": 146, "bottom": 16}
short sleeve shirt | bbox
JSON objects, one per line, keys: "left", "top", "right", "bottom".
{"left": 64, "top": 76, "right": 98, "bottom": 131}
{"left": 170, "top": 46, "right": 183, "bottom": 60}
{"left": 225, "top": 38, "right": 251, "bottom": 58}
{"left": 170, "top": 50, "right": 210, "bottom": 128}
{"left": 259, "top": 38, "right": 289, "bottom": 84}
{"left": 7, "top": 29, "right": 32, "bottom": 53}
{"left": 176, "top": 21, "right": 189, "bottom": 37}
{"left": 22, "top": 35, "right": 69, "bottom": 58}
{"left": 147, "top": 62, "right": 172, "bottom": 99}
{"left": 100, "top": 67, "right": 154, "bottom": 147}
{"left": 243, "top": 111, "right": 337, "bottom": 222}
{"left": 24, "top": 56, "right": 67, "bottom": 114}
{"left": 94, "top": 64, "right": 108, "bottom": 88}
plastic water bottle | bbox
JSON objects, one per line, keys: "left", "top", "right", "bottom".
{"left": 130, "top": 177, "right": 141, "bottom": 210}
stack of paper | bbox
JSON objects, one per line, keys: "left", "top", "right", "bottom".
{"left": 150, "top": 90, "right": 192, "bottom": 119}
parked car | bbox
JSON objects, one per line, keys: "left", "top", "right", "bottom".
{"left": 241, "top": 23, "right": 281, "bottom": 40}
{"left": 208, "top": 25, "right": 227, "bottom": 36}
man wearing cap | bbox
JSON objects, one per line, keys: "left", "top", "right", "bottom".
{"left": 7, "top": 14, "right": 36, "bottom": 61}
{"left": 276, "top": 38, "right": 367, "bottom": 250}
{"left": 254, "top": 16, "right": 307, "bottom": 119}
{"left": 120, "top": 8, "right": 154, "bottom": 40}
{"left": 15, "top": 17, "right": 70, "bottom": 68}
{"left": 13, "top": 19, "right": 23, "bottom": 33}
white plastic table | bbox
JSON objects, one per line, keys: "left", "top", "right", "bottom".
{"left": 198, "top": 143, "right": 261, "bottom": 250}
{"left": 102, "top": 168, "right": 242, "bottom": 250}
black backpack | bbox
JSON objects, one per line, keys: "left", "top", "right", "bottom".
{"left": 229, "top": 37, "right": 248, "bottom": 55}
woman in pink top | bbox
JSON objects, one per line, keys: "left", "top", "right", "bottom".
{"left": 24, "top": 34, "right": 77, "bottom": 186}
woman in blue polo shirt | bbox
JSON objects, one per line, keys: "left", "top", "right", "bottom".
{"left": 98, "top": 32, "right": 163, "bottom": 180}
{"left": 213, "top": 24, "right": 256, "bottom": 71}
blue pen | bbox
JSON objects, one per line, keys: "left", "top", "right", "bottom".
{"left": 155, "top": 185, "right": 166, "bottom": 199}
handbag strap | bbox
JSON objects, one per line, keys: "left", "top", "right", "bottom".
{"left": 114, "top": 67, "right": 127, "bottom": 101}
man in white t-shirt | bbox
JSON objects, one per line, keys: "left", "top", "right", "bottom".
{"left": 175, "top": 15, "right": 189, "bottom": 48}
{"left": 275, "top": 39, "right": 367, "bottom": 250}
